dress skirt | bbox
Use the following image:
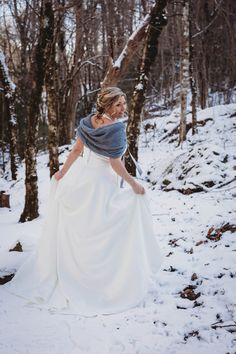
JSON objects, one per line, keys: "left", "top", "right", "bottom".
{"left": 4, "top": 147, "right": 163, "bottom": 316}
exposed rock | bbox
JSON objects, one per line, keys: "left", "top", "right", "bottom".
{"left": 0, "top": 273, "right": 15, "bottom": 285}
{"left": 9, "top": 241, "right": 23, "bottom": 252}
{"left": 180, "top": 285, "right": 201, "bottom": 301}
{"left": 191, "top": 273, "right": 198, "bottom": 281}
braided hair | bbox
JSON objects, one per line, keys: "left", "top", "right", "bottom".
{"left": 95, "top": 87, "right": 126, "bottom": 119}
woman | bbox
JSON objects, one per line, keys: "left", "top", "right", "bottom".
{"left": 4, "top": 87, "right": 163, "bottom": 316}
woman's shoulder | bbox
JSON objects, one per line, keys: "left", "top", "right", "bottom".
{"left": 78, "top": 114, "right": 125, "bottom": 136}
{"left": 90, "top": 115, "right": 124, "bottom": 131}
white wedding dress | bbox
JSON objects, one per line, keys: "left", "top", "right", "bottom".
{"left": 4, "top": 147, "right": 163, "bottom": 316}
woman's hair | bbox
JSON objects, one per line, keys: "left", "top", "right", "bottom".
{"left": 96, "top": 87, "right": 126, "bottom": 119}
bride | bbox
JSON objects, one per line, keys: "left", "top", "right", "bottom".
{"left": 4, "top": 87, "right": 163, "bottom": 316}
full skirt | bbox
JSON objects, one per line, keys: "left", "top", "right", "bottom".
{"left": 4, "top": 148, "right": 163, "bottom": 316}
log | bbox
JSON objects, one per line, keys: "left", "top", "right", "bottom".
{"left": 0, "top": 191, "right": 10, "bottom": 208}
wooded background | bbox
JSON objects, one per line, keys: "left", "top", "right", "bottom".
{"left": 0, "top": 0, "right": 235, "bottom": 221}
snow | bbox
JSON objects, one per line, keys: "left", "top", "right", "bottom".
{"left": 0, "top": 104, "right": 236, "bottom": 353}
{"left": 113, "top": 14, "right": 150, "bottom": 69}
{"left": 0, "top": 49, "right": 16, "bottom": 92}
{"left": 143, "top": 104, "right": 236, "bottom": 192}
{"left": 113, "top": 52, "right": 124, "bottom": 69}
{"left": 135, "top": 83, "right": 143, "bottom": 91}
{"left": 0, "top": 49, "right": 17, "bottom": 125}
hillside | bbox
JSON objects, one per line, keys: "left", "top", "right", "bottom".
{"left": 0, "top": 104, "right": 235, "bottom": 354}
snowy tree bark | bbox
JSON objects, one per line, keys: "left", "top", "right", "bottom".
{"left": 64, "top": 1, "right": 84, "bottom": 141}
{"left": 20, "top": 1, "right": 53, "bottom": 222}
{"left": 125, "top": 0, "right": 168, "bottom": 176}
{"left": 101, "top": 14, "right": 151, "bottom": 88}
{"left": 0, "top": 49, "right": 18, "bottom": 180}
{"left": 9, "top": 0, "right": 34, "bottom": 161}
{"left": 197, "top": 1, "right": 210, "bottom": 109}
{"left": 56, "top": 2, "right": 69, "bottom": 146}
{"left": 189, "top": 0, "right": 197, "bottom": 135}
{"left": 178, "top": 0, "right": 190, "bottom": 146}
{"left": 44, "top": 1, "right": 59, "bottom": 177}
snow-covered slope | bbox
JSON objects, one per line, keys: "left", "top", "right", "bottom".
{"left": 141, "top": 104, "right": 236, "bottom": 193}
{"left": 0, "top": 104, "right": 235, "bottom": 354}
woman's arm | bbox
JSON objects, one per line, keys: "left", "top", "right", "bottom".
{"left": 110, "top": 158, "right": 145, "bottom": 195}
{"left": 54, "top": 138, "right": 84, "bottom": 181}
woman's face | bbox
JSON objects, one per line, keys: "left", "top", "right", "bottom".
{"left": 106, "top": 96, "right": 127, "bottom": 120}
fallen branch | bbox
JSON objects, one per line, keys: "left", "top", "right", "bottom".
{"left": 163, "top": 177, "right": 236, "bottom": 194}
{"left": 163, "top": 185, "right": 204, "bottom": 194}
{"left": 211, "top": 321, "right": 236, "bottom": 333}
{"left": 207, "top": 223, "right": 236, "bottom": 242}
{"left": 159, "top": 118, "right": 213, "bottom": 143}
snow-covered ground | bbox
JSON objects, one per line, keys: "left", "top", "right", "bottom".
{"left": 0, "top": 104, "right": 236, "bottom": 354}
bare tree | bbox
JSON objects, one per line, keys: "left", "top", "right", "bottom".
{"left": 20, "top": 1, "right": 55, "bottom": 222}
{"left": 0, "top": 49, "right": 18, "bottom": 180}
{"left": 56, "top": 0, "right": 70, "bottom": 146}
{"left": 44, "top": 1, "right": 59, "bottom": 177}
{"left": 125, "top": 0, "right": 168, "bottom": 176}
{"left": 101, "top": 13, "right": 151, "bottom": 88}
{"left": 64, "top": 0, "right": 85, "bottom": 141}
{"left": 178, "top": 0, "right": 189, "bottom": 145}
{"left": 189, "top": 0, "right": 197, "bottom": 135}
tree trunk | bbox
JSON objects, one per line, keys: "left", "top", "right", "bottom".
{"left": 44, "top": 1, "right": 59, "bottom": 177}
{"left": 101, "top": 13, "right": 151, "bottom": 88}
{"left": 189, "top": 0, "right": 197, "bottom": 135}
{"left": 198, "top": 0, "right": 210, "bottom": 109}
{"left": 20, "top": 1, "right": 52, "bottom": 222}
{"left": 56, "top": 1, "right": 69, "bottom": 146}
{"left": 64, "top": 1, "right": 84, "bottom": 141}
{"left": 178, "top": 0, "right": 190, "bottom": 146}
{"left": 0, "top": 49, "right": 18, "bottom": 180}
{"left": 125, "top": 0, "right": 168, "bottom": 176}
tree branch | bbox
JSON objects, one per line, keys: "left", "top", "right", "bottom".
{"left": 192, "top": 0, "right": 224, "bottom": 39}
{"left": 101, "top": 13, "right": 151, "bottom": 88}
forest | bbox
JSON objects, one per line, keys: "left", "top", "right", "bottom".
{"left": 0, "top": 1, "right": 236, "bottom": 353}
{"left": 0, "top": 0, "right": 235, "bottom": 220}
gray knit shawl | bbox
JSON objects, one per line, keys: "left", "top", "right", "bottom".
{"left": 77, "top": 113, "right": 127, "bottom": 158}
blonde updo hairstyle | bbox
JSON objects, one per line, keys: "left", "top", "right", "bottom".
{"left": 96, "top": 87, "right": 126, "bottom": 119}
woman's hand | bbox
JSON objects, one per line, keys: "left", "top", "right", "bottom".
{"left": 53, "top": 138, "right": 84, "bottom": 182}
{"left": 53, "top": 170, "right": 64, "bottom": 181}
{"left": 110, "top": 158, "right": 145, "bottom": 195}
{"left": 131, "top": 180, "right": 145, "bottom": 195}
